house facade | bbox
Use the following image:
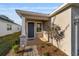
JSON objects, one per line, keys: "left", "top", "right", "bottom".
{"left": 0, "top": 15, "right": 21, "bottom": 37}
{"left": 16, "top": 3, "right": 79, "bottom": 56}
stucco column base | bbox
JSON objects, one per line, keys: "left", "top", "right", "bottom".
{"left": 20, "top": 35, "right": 27, "bottom": 48}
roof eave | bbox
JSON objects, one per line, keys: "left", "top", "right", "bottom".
{"left": 49, "top": 3, "right": 72, "bottom": 17}
{"left": 16, "top": 10, "right": 23, "bottom": 18}
{"left": 16, "top": 9, "right": 49, "bottom": 17}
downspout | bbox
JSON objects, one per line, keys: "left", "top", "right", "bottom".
{"left": 74, "top": 19, "right": 79, "bottom": 56}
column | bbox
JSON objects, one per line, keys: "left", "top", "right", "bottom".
{"left": 49, "top": 17, "right": 53, "bottom": 43}
{"left": 22, "top": 16, "right": 26, "bottom": 36}
{"left": 20, "top": 16, "right": 27, "bottom": 48}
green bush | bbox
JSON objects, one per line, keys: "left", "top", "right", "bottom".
{"left": 13, "top": 45, "right": 19, "bottom": 53}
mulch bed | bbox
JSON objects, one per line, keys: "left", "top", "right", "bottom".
{"left": 37, "top": 43, "right": 67, "bottom": 56}
{"left": 27, "top": 38, "right": 67, "bottom": 56}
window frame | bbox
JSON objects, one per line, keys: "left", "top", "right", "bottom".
{"left": 7, "top": 24, "right": 12, "bottom": 31}
{"left": 37, "top": 23, "right": 42, "bottom": 32}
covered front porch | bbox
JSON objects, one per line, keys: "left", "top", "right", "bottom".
{"left": 25, "top": 20, "right": 49, "bottom": 40}
{"left": 16, "top": 10, "right": 51, "bottom": 47}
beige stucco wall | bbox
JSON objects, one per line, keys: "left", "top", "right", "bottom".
{"left": 51, "top": 8, "right": 71, "bottom": 55}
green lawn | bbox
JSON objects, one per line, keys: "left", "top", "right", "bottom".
{"left": 0, "top": 32, "right": 20, "bottom": 56}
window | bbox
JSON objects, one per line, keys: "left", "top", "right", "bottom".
{"left": 7, "top": 24, "right": 12, "bottom": 31}
{"left": 37, "top": 23, "right": 42, "bottom": 32}
{"left": 17, "top": 27, "right": 19, "bottom": 30}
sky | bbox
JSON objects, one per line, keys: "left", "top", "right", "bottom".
{"left": 0, "top": 3, "right": 63, "bottom": 25}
